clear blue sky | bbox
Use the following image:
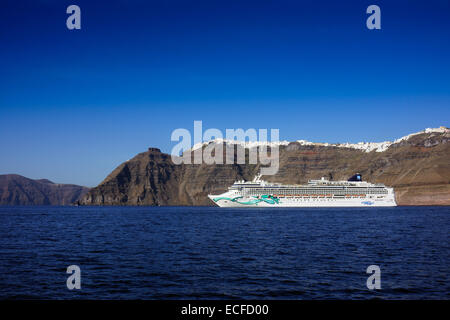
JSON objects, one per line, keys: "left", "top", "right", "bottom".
{"left": 1, "top": 0, "right": 449, "bottom": 187}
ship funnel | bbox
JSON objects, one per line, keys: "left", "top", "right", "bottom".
{"left": 348, "top": 173, "right": 362, "bottom": 182}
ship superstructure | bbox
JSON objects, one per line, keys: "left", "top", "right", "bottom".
{"left": 208, "top": 173, "right": 397, "bottom": 207}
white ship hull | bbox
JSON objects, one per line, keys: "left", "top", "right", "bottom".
{"left": 208, "top": 195, "right": 396, "bottom": 207}
{"left": 208, "top": 194, "right": 396, "bottom": 208}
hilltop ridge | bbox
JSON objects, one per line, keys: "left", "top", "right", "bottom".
{"left": 191, "top": 126, "right": 449, "bottom": 153}
{"left": 0, "top": 174, "right": 89, "bottom": 206}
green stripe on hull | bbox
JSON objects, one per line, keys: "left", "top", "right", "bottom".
{"left": 213, "top": 195, "right": 280, "bottom": 205}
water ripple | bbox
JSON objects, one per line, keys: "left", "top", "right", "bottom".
{"left": 0, "top": 206, "right": 448, "bottom": 299}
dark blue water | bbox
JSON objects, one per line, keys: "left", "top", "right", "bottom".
{"left": 0, "top": 206, "right": 448, "bottom": 299}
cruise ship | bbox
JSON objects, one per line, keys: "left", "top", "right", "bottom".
{"left": 208, "top": 173, "right": 397, "bottom": 207}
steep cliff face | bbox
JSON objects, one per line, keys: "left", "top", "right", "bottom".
{"left": 81, "top": 148, "right": 183, "bottom": 206}
{"left": 79, "top": 129, "right": 450, "bottom": 206}
{"left": 80, "top": 148, "right": 258, "bottom": 206}
{"left": 0, "top": 174, "right": 89, "bottom": 205}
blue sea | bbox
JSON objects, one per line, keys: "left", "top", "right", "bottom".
{"left": 0, "top": 206, "right": 448, "bottom": 299}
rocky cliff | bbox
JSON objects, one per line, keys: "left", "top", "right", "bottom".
{"left": 0, "top": 174, "right": 90, "bottom": 205}
{"left": 79, "top": 128, "right": 450, "bottom": 206}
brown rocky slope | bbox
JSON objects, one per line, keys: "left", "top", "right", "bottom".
{"left": 79, "top": 129, "right": 450, "bottom": 206}
{"left": 0, "top": 174, "right": 90, "bottom": 206}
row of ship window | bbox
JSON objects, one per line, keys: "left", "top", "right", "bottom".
{"left": 241, "top": 189, "right": 387, "bottom": 195}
